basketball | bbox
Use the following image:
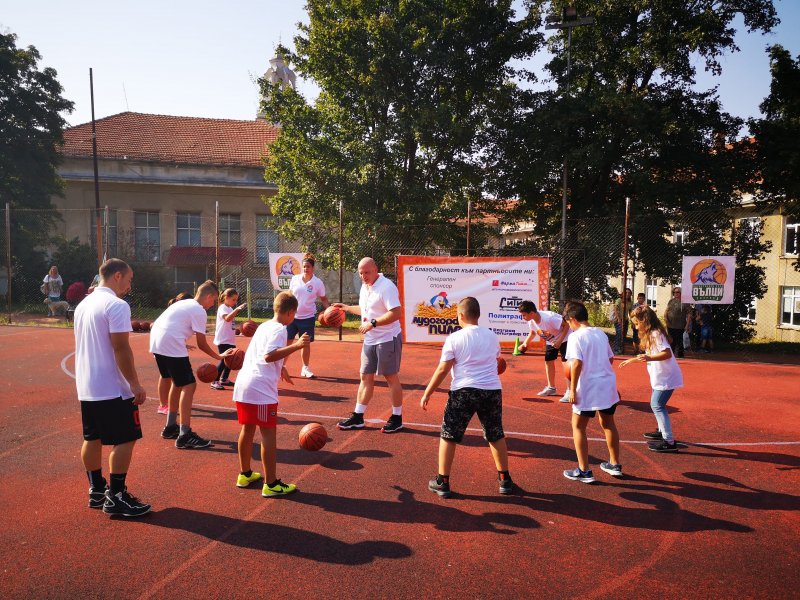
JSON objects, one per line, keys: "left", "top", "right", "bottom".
{"left": 235, "top": 327, "right": 241, "bottom": 336}
{"left": 497, "top": 356, "right": 507, "bottom": 375}
{"left": 130, "top": 320, "right": 141, "bottom": 332}
{"left": 323, "top": 305, "right": 345, "bottom": 328}
{"left": 241, "top": 320, "right": 258, "bottom": 337}
{"left": 562, "top": 360, "right": 572, "bottom": 382}
{"left": 224, "top": 348, "right": 245, "bottom": 370}
{"left": 318, "top": 310, "right": 327, "bottom": 327}
{"left": 140, "top": 321, "right": 151, "bottom": 332}
{"left": 196, "top": 362, "right": 218, "bottom": 383}
{"left": 299, "top": 422, "right": 327, "bottom": 451}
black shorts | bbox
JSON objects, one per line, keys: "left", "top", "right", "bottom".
{"left": 81, "top": 398, "right": 142, "bottom": 445}
{"left": 544, "top": 340, "right": 568, "bottom": 362}
{"left": 286, "top": 316, "right": 316, "bottom": 342}
{"left": 579, "top": 403, "right": 618, "bottom": 418}
{"left": 154, "top": 354, "right": 195, "bottom": 387}
{"left": 441, "top": 387, "right": 504, "bottom": 443}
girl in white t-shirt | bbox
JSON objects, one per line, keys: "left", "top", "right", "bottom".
{"left": 620, "top": 305, "right": 683, "bottom": 453}
{"left": 211, "top": 288, "right": 247, "bottom": 390}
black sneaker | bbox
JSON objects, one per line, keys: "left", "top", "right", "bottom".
{"left": 381, "top": 414, "right": 403, "bottom": 433}
{"left": 161, "top": 423, "right": 180, "bottom": 439}
{"left": 498, "top": 477, "right": 515, "bottom": 495}
{"left": 102, "top": 489, "right": 151, "bottom": 517}
{"left": 337, "top": 412, "right": 365, "bottom": 430}
{"left": 89, "top": 484, "right": 108, "bottom": 509}
{"left": 649, "top": 440, "right": 679, "bottom": 453}
{"left": 175, "top": 430, "right": 212, "bottom": 449}
{"left": 643, "top": 430, "right": 663, "bottom": 440}
{"left": 428, "top": 478, "right": 452, "bottom": 498}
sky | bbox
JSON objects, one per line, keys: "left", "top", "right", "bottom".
{"left": 2, "top": 1, "right": 799, "bottom": 131}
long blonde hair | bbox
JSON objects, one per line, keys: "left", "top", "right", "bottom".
{"left": 630, "top": 305, "right": 670, "bottom": 352}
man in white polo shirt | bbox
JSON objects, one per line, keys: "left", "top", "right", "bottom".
{"left": 74, "top": 258, "right": 150, "bottom": 517}
{"left": 334, "top": 257, "right": 404, "bottom": 433}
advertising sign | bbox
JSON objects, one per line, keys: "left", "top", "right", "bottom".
{"left": 268, "top": 252, "right": 304, "bottom": 292}
{"left": 681, "top": 256, "right": 736, "bottom": 304}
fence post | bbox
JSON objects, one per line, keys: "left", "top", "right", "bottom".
{"left": 339, "top": 199, "right": 343, "bottom": 341}
{"left": 246, "top": 278, "right": 252, "bottom": 320}
{"left": 215, "top": 201, "right": 220, "bottom": 285}
{"left": 5, "top": 203, "right": 11, "bottom": 323}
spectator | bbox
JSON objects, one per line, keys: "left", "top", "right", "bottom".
{"left": 663, "top": 287, "right": 691, "bottom": 358}
{"left": 42, "top": 265, "right": 63, "bottom": 301}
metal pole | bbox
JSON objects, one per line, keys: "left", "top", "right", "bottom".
{"left": 466, "top": 200, "right": 471, "bottom": 257}
{"left": 5, "top": 203, "right": 11, "bottom": 322}
{"left": 215, "top": 201, "right": 220, "bottom": 285}
{"left": 90, "top": 68, "right": 103, "bottom": 269}
{"left": 558, "top": 26, "right": 573, "bottom": 310}
{"left": 103, "top": 205, "right": 109, "bottom": 260}
{"left": 338, "top": 199, "right": 343, "bottom": 341}
{"left": 621, "top": 197, "right": 631, "bottom": 355}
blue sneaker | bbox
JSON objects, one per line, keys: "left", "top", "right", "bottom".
{"left": 600, "top": 462, "right": 623, "bottom": 477}
{"left": 563, "top": 467, "right": 595, "bottom": 483}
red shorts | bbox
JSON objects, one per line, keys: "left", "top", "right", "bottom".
{"left": 236, "top": 402, "right": 278, "bottom": 428}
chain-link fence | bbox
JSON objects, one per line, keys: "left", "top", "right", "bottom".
{"left": 2, "top": 204, "right": 778, "bottom": 355}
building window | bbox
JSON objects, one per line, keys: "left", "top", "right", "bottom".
{"left": 220, "top": 214, "right": 241, "bottom": 247}
{"left": 738, "top": 298, "right": 757, "bottom": 323}
{"left": 781, "top": 287, "right": 800, "bottom": 327}
{"left": 645, "top": 278, "right": 658, "bottom": 308}
{"left": 255, "top": 218, "right": 279, "bottom": 264}
{"left": 103, "top": 209, "right": 118, "bottom": 258}
{"left": 176, "top": 212, "right": 201, "bottom": 247}
{"left": 673, "top": 230, "right": 686, "bottom": 246}
{"left": 785, "top": 222, "right": 800, "bottom": 255}
{"left": 739, "top": 217, "right": 762, "bottom": 241}
{"left": 134, "top": 211, "right": 160, "bottom": 262}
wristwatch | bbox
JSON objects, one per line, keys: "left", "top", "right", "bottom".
{"left": 370, "top": 318, "right": 378, "bottom": 328}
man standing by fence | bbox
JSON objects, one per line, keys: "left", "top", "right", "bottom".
{"left": 664, "top": 287, "right": 691, "bottom": 358}
{"left": 335, "top": 257, "right": 405, "bottom": 433}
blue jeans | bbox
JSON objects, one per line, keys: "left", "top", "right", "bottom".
{"left": 613, "top": 322, "right": 627, "bottom": 354}
{"left": 650, "top": 389, "right": 675, "bottom": 443}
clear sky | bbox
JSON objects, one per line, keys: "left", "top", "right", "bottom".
{"left": 2, "top": 1, "right": 799, "bottom": 130}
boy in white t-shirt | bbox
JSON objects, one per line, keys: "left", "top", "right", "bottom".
{"left": 562, "top": 301, "right": 622, "bottom": 483}
{"left": 232, "top": 291, "right": 309, "bottom": 496}
{"left": 517, "top": 300, "right": 571, "bottom": 401}
{"left": 150, "top": 280, "right": 234, "bottom": 450}
{"left": 420, "top": 297, "right": 514, "bottom": 498}
{"left": 287, "top": 253, "right": 329, "bottom": 378}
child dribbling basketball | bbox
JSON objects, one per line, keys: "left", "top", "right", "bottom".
{"left": 232, "top": 291, "right": 309, "bottom": 496}
{"left": 211, "top": 288, "right": 246, "bottom": 390}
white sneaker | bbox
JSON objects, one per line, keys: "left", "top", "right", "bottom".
{"left": 300, "top": 366, "right": 315, "bottom": 379}
{"left": 558, "top": 393, "right": 570, "bottom": 403}
{"left": 538, "top": 386, "right": 558, "bottom": 396}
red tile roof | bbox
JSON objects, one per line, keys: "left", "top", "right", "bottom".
{"left": 61, "top": 112, "right": 279, "bottom": 168}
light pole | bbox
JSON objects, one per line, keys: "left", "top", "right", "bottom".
{"left": 546, "top": 6, "right": 593, "bottom": 308}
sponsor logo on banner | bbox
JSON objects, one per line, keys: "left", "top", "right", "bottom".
{"left": 268, "top": 253, "right": 304, "bottom": 292}
{"left": 498, "top": 296, "right": 525, "bottom": 311}
{"left": 690, "top": 259, "right": 727, "bottom": 301}
{"left": 411, "top": 291, "right": 461, "bottom": 336}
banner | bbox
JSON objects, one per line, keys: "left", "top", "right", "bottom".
{"left": 268, "top": 252, "right": 304, "bottom": 293}
{"left": 397, "top": 256, "right": 549, "bottom": 344}
{"left": 681, "top": 256, "right": 736, "bottom": 304}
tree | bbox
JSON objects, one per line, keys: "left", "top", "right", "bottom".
{"left": 748, "top": 44, "right": 800, "bottom": 269}
{"left": 486, "top": 1, "right": 777, "bottom": 298}
{"left": 0, "top": 31, "right": 74, "bottom": 301}
{"left": 260, "top": 0, "right": 539, "bottom": 270}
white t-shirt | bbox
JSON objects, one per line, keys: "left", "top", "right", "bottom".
{"left": 529, "top": 310, "right": 571, "bottom": 345}
{"left": 149, "top": 299, "right": 208, "bottom": 357}
{"left": 232, "top": 320, "right": 286, "bottom": 405}
{"left": 441, "top": 325, "right": 501, "bottom": 391}
{"left": 73, "top": 287, "right": 134, "bottom": 401}
{"left": 564, "top": 325, "right": 618, "bottom": 413}
{"left": 289, "top": 274, "right": 326, "bottom": 319}
{"left": 359, "top": 274, "right": 402, "bottom": 345}
{"left": 646, "top": 331, "right": 684, "bottom": 391}
{"left": 214, "top": 304, "right": 236, "bottom": 346}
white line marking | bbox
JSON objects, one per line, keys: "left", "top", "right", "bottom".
{"left": 61, "top": 351, "right": 75, "bottom": 378}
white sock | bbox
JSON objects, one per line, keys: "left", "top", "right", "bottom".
{"left": 392, "top": 406, "right": 402, "bottom": 416}
{"left": 354, "top": 403, "right": 367, "bottom": 414}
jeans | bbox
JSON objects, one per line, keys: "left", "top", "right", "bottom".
{"left": 613, "top": 321, "right": 628, "bottom": 354}
{"left": 650, "top": 388, "right": 675, "bottom": 443}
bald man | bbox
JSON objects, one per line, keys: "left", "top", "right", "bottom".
{"left": 334, "top": 258, "right": 404, "bottom": 433}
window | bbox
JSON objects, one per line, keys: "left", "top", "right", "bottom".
{"left": 738, "top": 298, "right": 757, "bottom": 322}
{"left": 176, "top": 212, "right": 201, "bottom": 247}
{"left": 134, "top": 211, "right": 160, "bottom": 262}
{"left": 255, "top": 217, "right": 279, "bottom": 264}
{"left": 785, "top": 222, "right": 800, "bottom": 255}
{"left": 781, "top": 287, "right": 800, "bottom": 327}
{"left": 673, "top": 230, "right": 686, "bottom": 246}
{"left": 739, "top": 217, "right": 761, "bottom": 240}
{"left": 646, "top": 278, "right": 658, "bottom": 308}
{"left": 220, "top": 214, "right": 241, "bottom": 247}
{"left": 103, "top": 209, "right": 118, "bottom": 258}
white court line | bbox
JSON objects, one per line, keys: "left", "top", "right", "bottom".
{"left": 61, "top": 351, "right": 75, "bottom": 378}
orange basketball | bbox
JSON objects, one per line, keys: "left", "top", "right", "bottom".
{"left": 562, "top": 360, "right": 572, "bottom": 382}
{"left": 299, "top": 422, "right": 327, "bottom": 451}
{"left": 196, "top": 362, "right": 218, "bottom": 383}
{"left": 497, "top": 356, "right": 507, "bottom": 375}
{"left": 224, "top": 348, "right": 245, "bottom": 370}
{"left": 317, "top": 310, "right": 328, "bottom": 327}
{"left": 323, "top": 306, "right": 345, "bottom": 328}
{"left": 235, "top": 327, "right": 241, "bottom": 336}
{"left": 140, "top": 321, "right": 151, "bottom": 332}
{"left": 130, "top": 320, "right": 141, "bottom": 332}
{"left": 241, "top": 320, "right": 258, "bottom": 337}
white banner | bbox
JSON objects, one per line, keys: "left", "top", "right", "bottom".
{"left": 268, "top": 252, "right": 304, "bottom": 293}
{"left": 397, "top": 256, "right": 549, "bottom": 344}
{"left": 681, "top": 256, "right": 736, "bottom": 304}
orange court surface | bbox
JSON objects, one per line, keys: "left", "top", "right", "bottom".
{"left": 0, "top": 324, "right": 798, "bottom": 599}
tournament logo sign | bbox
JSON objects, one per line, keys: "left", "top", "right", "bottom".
{"left": 411, "top": 291, "right": 461, "bottom": 336}
{"left": 268, "top": 253, "right": 304, "bottom": 292}
{"left": 681, "top": 256, "right": 736, "bottom": 304}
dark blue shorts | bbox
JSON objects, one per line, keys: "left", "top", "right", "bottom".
{"left": 286, "top": 316, "right": 316, "bottom": 342}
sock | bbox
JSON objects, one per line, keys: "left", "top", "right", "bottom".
{"left": 498, "top": 470, "right": 511, "bottom": 481}
{"left": 166, "top": 412, "right": 178, "bottom": 427}
{"left": 240, "top": 470, "right": 253, "bottom": 477}
{"left": 179, "top": 424, "right": 191, "bottom": 436}
{"left": 109, "top": 473, "right": 127, "bottom": 495}
{"left": 267, "top": 479, "right": 279, "bottom": 487}
{"left": 436, "top": 474, "right": 450, "bottom": 485}
{"left": 392, "top": 406, "right": 402, "bottom": 416}
{"left": 354, "top": 403, "right": 367, "bottom": 415}
{"left": 87, "top": 469, "right": 105, "bottom": 490}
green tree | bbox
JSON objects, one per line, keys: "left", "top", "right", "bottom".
{"left": 0, "top": 31, "right": 74, "bottom": 301}
{"left": 260, "top": 0, "right": 539, "bottom": 270}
